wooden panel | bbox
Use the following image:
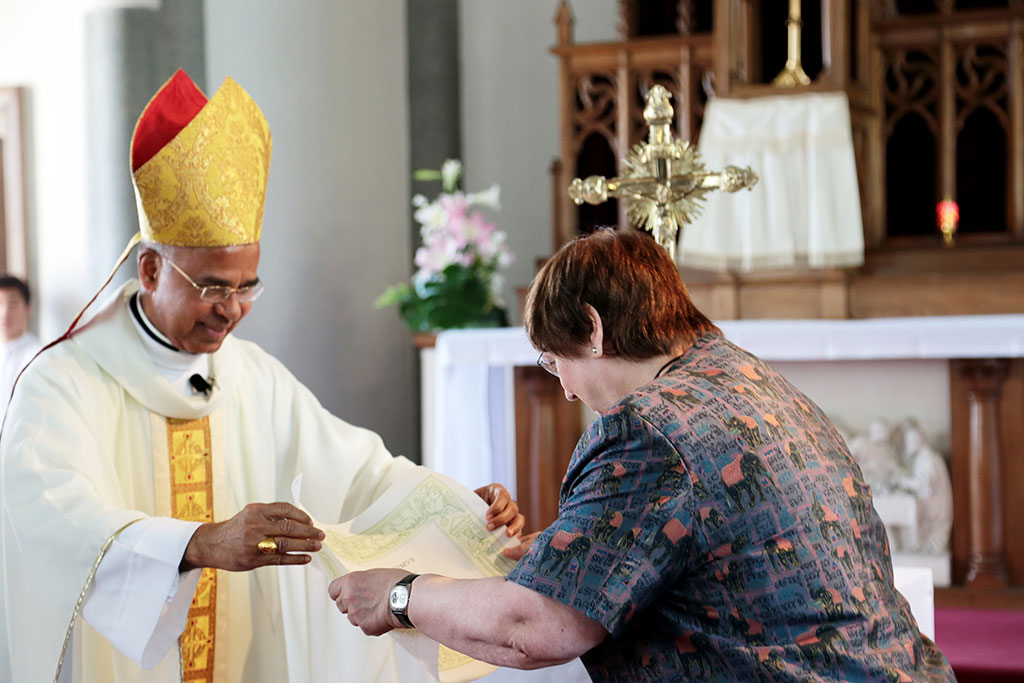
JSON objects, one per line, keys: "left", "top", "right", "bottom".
{"left": 683, "top": 256, "right": 1024, "bottom": 321}
{"left": 862, "top": 244, "right": 1024, "bottom": 274}
{"left": 684, "top": 276, "right": 739, "bottom": 320}
{"left": 514, "top": 366, "right": 583, "bottom": 533}
{"left": 999, "top": 359, "right": 1024, "bottom": 584}
{"left": 739, "top": 280, "right": 849, "bottom": 319}
{"left": 1010, "top": 21, "right": 1024, "bottom": 239}
{"left": 934, "top": 586, "right": 1024, "bottom": 610}
{"left": 950, "top": 360, "right": 972, "bottom": 586}
{"left": 683, "top": 268, "right": 849, "bottom": 320}
{"left": 849, "top": 270, "right": 1024, "bottom": 318}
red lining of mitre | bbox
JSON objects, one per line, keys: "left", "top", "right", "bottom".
{"left": 131, "top": 69, "right": 208, "bottom": 172}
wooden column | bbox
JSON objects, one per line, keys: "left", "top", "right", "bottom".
{"left": 514, "top": 367, "right": 582, "bottom": 532}
{"left": 954, "top": 359, "right": 1010, "bottom": 587}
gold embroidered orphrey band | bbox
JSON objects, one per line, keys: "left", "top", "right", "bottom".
{"left": 167, "top": 416, "right": 218, "bottom": 682}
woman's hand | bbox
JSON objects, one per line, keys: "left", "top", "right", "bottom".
{"left": 502, "top": 531, "right": 541, "bottom": 561}
{"left": 329, "top": 568, "right": 409, "bottom": 636}
{"left": 474, "top": 483, "right": 525, "bottom": 537}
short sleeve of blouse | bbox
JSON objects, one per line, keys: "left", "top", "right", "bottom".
{"left": 506, "top": 404, "right": 696, "bottom": 637}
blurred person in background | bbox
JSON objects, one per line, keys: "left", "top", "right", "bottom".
{"left": 0, "top": 275, "right": 40, "bottom": 421}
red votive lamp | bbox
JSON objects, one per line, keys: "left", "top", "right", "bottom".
{"left": 936, "top": 199, "right": 959, "bottom": 247}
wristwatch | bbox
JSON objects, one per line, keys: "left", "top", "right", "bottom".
{"left": 389, "top": 573, "right": 419, "bottom": 628}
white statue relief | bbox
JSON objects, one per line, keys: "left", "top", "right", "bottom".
{"left": 847, "top": 418, "right": 903, "bottom": 494}
{"left": 844, "top": 417, "right": 952, "bottom": 556}
{"left": 892, "top": 419, "right": 953, "bottom": 554}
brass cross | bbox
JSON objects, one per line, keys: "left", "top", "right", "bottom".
{"left": 568, "top": 85, "right": 759, "bottom": 259}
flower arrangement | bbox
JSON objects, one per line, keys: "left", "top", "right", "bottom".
{"left": 377, "top": 159, "right": 514, "bottom": 332}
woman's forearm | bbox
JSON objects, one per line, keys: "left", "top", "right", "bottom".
{"left": 408, "top": 575, "right": 607, "bottom": 669}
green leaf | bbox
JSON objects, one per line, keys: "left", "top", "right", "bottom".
{"left": 413, "top": 169, "right": 443, "bottom": 182}
{"left": 374, "top": 283, "right": 412, "bottom": 308}
{"left": 377, "top": 263, "right": 504, "bottom": 332}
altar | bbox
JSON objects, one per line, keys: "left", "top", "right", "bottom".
{"left": 423, "top": 314, "right": 1024, "bottom": 488}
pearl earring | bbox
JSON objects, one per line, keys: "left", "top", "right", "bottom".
{"left": 592, "top": 347, "right": 598, "bottom": 354}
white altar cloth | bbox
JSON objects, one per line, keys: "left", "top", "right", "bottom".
{"left": 892, "top": 566, "right": 935, "bottom": 640}
{"left": 679, "top": 92, "right": 865, "bottom": 272}
{"left": 425, "top": 315, "right": 1024, "bottom": 489}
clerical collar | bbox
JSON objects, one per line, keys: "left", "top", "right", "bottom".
{"left": 129, "top": 292, "right": 178, "bottom": 352}
{"left": 128, "top": 292, "right": 211, "bottom": 396}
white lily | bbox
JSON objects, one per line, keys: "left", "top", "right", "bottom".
{"left": 441, "top": 159, "right": 463, "bottom": 193}
{"left": 466, "top": 183, "right": 501, "bottom": 212}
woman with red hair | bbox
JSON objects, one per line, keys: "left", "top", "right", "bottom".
{"left": 332, "top": 229, "right": 954, "bottom": 682}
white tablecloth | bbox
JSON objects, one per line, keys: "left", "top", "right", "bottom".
{"left": 893, "top": 566, "right": 936, "bottom": 640}
{"left": 425, "top": 315, "right": 1024, "bottom": 488}
{"left": 680, "top": 92, "right": 864, "bottom": 272}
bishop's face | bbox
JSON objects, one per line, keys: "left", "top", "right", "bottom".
{"left": 139, "top": 243, "right": 261, "bottom": 354}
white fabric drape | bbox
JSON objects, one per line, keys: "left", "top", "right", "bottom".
{"left": 679, "top": 92, "right": 865, "bottom": 272}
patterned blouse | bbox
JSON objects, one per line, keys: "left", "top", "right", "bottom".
{"left": 507, "top": 332, "right": 955, "bottom": 682}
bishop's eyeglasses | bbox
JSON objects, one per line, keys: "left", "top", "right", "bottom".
{"left": 165, "top": 258, "right": 265, "bottom": 304}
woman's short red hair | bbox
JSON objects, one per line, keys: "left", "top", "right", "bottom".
{"left": 525, "top": 229, "right": 718, "bottom": 359}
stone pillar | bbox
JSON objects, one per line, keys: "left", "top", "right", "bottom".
{"left": 406, "top": 0, "right": 461, "bottom": 183}
{"left": 85, "top": 0, "right": 205, "bottom": 285}
{"left": 405, "top": 0, "right": 461, "bottom": 462}
{"left": 960, "top": 358, "right": 1010, "bottom": 587}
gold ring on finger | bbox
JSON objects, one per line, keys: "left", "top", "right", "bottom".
{"left": 257, "top": 537, "right": 278, "bottom": 554}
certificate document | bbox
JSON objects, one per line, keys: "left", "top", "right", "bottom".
{"left": 293, "top": 468, "right": 519, "bottom": 683}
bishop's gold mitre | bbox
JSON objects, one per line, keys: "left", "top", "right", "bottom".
{"left": 130, "top": 69, "right": 272, "bottom": 247}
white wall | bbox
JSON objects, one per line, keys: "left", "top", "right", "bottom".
{"left": 458, "top": 0, "right": 617, "bottom": 322}
{"left": 0, "top": 1, "right": 91, "bottom": 338}
{"left": 204, "top": 1, "right": 416, "bottom": 458}
{"left": 772, "top": 360, "right": 951, "bottom": 454}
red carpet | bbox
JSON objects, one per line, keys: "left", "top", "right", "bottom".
{"left": 934, "top": 607, "right": 1024, "bottom": 682}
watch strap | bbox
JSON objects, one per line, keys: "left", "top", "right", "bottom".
{"left": 392, "top": 573, "right": 419, "bottom": 628}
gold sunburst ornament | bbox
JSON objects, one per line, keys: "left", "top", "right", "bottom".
{"left": 568, "top": 85, "right": 759, "bottom": 259}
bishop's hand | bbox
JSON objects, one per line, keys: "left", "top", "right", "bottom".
{"left": 180, "top": 502, "right": 324, "bottom": 571}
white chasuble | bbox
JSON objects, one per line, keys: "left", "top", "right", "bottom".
{"left": 0, "top": 281, "right": 429, "bottom": 683}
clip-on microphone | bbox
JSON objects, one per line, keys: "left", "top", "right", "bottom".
{"left": 189, "top": 374, "right": 213, "bottom": 397}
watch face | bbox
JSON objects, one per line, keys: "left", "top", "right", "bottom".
{"left": 390, "top": 585, "right": 410, "bottom": 611}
